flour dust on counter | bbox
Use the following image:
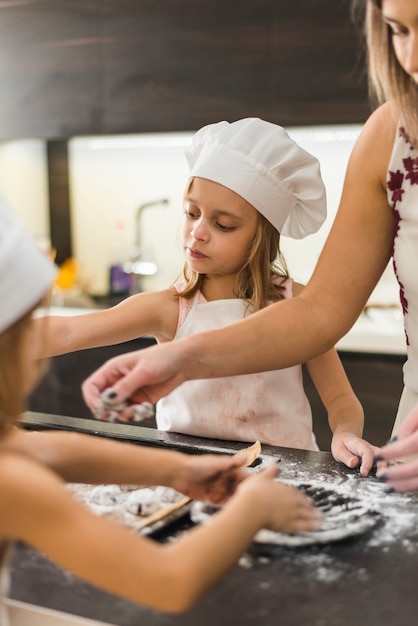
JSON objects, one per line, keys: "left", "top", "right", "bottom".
{"left": 218, "top": 453, "right": 418, "bottom": 584}
{"left": 191, "top": 477, "right": 383, "bottom": 547}
{"left": 66, "top": 484, "right": 189, "bottom": 533}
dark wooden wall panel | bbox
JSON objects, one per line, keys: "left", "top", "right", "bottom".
{"left": 0, "top": 0, "right": 369, "bottom": 139}
{"left": 101, "top": 0, "right": 275, "bottom": 133}
{"left": 271, "top": 0, "right": 369, "bottom": 125}
{"left": 0, "top": 0, "right": 103, "bottom": 138}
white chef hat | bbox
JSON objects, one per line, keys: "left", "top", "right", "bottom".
{"left": 185, "top": 118, "right": 327, "bottom": 239}
{"left": 0, "top": 196, "right": 57, "bottom": 334}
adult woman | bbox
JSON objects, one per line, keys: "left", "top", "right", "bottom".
{"left": 83, "top": 0, "right": 418, "bottom": 488}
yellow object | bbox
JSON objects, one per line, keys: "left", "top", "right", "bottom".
{"left": 55, "top": 258, "right": 79, "bottom": 290}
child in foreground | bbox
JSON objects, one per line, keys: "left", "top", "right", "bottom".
{"left": 0, "top": 199, "right": 321, "bottom": 619}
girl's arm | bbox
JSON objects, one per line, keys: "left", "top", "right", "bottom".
{"left": 3, "top": 427, "right": 247, "bottom": 503}
{"left": 293, "top": 282, "right": 375, "bottom": 476}
{"left": 0, "top": 454, "right": 321, "bottom": 612}
{"left": 35, "top": 288, "right": 179, "bottom": 358}
{"left": 304, "top": 349, "right": 378, "bottom": 476}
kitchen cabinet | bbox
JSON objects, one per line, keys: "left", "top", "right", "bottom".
{"left": 305, "top": 352, "right": 405, "bottom": 449}
{"left": 29, "top": 340, "right": 405, "bottom": 449}
{"left": 28, "top": 336, "right": 157, "bottom": 424}
{"left": 0, "top": 0, "right": 369, "bottom": 140}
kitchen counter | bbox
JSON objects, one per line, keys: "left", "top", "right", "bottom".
{"left": 42, "top": 303, "right": 407, "bottom": 355}
{"left": 11, "top": 413, "right": 418, "bottom": 626}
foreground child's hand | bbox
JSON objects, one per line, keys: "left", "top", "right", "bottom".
{"left": 237, "top": 464, "right": 323, "bottom": 534}
{"left": 170, "top": 454, "right": 249, "bottom": 504}
{"left": 331, "top": 431, "right": 379, "bottom": 477}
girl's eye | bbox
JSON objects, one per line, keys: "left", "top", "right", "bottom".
{"left": 184, "top": 208, "right": 198, "bottom": 219}
{"left": 216, "top": 222, "right": 235, "bottom": 232}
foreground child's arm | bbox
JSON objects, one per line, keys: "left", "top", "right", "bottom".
{"left": 3, "top": 427, "right": 248, "bottom": 503}
{"left": 0, "top": 449, "right": 321, "bottom": 613}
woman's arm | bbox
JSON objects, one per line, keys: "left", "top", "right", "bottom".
{"left": 0, "top": 454, "right": 320, "bottom": 612}
{"left": 34, "top": 288, "right": 179, "bottom": 358}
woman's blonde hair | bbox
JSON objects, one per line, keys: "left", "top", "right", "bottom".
{"left": 353, "top": 0, "right": 418, "bottom": 144}
{"left": 177, "top": 199, "right": 290, "bottom": 313}
{"left": 0, "top": 301, "right": 47, "bottom": 434}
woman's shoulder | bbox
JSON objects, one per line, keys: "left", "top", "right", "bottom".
{"left": 360, "top": 102, "right": 398, "bottom": 151}
{"left": 346, "top": 102, "right": 398, "bottom": 186}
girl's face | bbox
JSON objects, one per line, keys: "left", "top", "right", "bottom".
{"left": 180, "top": 177, "right": 258, "bottom": 280}
{"left": 382, "top": 0, "right": 418, "bottom": 83}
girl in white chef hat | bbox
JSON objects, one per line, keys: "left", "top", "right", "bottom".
{"left": 41, "top": 118, "right": 375, "bottom": 474}
{"left": 0, "top": 197, "right": 321, "bottom": 619}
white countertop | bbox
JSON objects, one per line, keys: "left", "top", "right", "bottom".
{"left": 336, "top": 307, "right": 406, "bottom": 356}
{"left": 41, "top": 305, "right": 407, "bottom": 357}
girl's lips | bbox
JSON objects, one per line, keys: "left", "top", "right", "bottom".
{"left": 187, "top": 247, "right": 207, "bottom": 259}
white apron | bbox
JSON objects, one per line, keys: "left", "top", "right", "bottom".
{"left": 156, "top": 287, "right": 318, "bottom": 450}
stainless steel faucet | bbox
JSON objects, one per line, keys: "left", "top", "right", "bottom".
{"left": 132, "top": 198, "right": 169, "bottom": 259}
{"left": 123, "top": 198, "right": 169, "bottom": 292}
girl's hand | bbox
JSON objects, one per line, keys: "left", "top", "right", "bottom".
{"left": 237, "top": 464, "right": 323, "bottom": 534}
{"left": 374, "top": 405, "right": 418, "bottom": 492}
{"left": 331, "top": 431, "right": 379, "bottom": 476}
{"left": 172, "top": 454, "right": 249, "bottom": 504}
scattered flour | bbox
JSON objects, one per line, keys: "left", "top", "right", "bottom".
{"left": 67, "top": 483, "right": 185, "bottom": 531}
{"left": 67, "top": 454, "right": 418, "bottom": 584}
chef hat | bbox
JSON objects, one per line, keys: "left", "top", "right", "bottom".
{"left": 0, "top": 196, "right": 57, "bottom": 334}
{"left": 185, "top": 118, "right": 327, "bottom": 239}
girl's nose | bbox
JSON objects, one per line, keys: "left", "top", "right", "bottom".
{"left": 191, "top": 218, "right": 209, "bottom": 240}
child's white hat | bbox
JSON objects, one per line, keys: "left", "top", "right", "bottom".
{"left": 0, "top": 196, "right": 57, "bottom": 333}
{"left": 185, "top": 118, "right": 327, "bottom": 239}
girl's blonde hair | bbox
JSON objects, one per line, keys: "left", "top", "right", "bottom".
{"left": 177, "top": 193, "right": 290, "bottom": 312}
{"left": 0, "top": 301, "right": 47, "bottom": 434}
{"left": 353, "top": 0, "right": 418, "bottom": 144}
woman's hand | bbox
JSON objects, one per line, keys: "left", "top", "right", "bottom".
{"left": 81, "top": 343, "right": 188, "bottom": 418}
{"left": 331, "top": 431, "right": 379, "bottom": 476}
{"left": 374, "top": 405, "right": 418, "bottom": 492}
